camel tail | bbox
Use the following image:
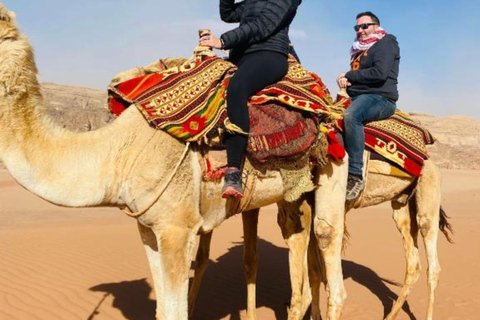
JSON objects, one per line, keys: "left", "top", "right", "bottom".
{"left": 439, "top": 205, "right": 454, "bottom": 243}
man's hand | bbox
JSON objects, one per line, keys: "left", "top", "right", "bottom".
{"left": 199, "top": 30, "right": 223, "bottom": 49}
{"left": 336, "top": 73, "right": 351, "bottom": 89}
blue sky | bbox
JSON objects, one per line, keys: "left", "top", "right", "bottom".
{"left": 3, "top": 0, "right": 479, "bottom": 119}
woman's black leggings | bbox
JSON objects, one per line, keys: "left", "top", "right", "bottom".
{"left": 226, "top": 51, "right": 289, "bottom": 168}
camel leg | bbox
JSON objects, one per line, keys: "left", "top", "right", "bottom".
{"left": 313, "top": 160, "right": 348, "bottom": 320}
{"left": 137, "top": 222, "right": 163, "bottom": 316}
{"left": 242, "top": 209, "right": 260, "bottom": 320}
{"left": 188, "top": 231, "right": 213, "bottom": 318}
{"left": 386, "top": 199, "right": 421, "bottom": 320}
{"left": 307, "top": 224, "right": 324, "bottom": 320}
{"left": 138, "top": 221, "right": 197, "bottom": 320}
{"left": 277, "top": 195, "right": 313, "bottom": 320}
{"left": 415, "top": 161, "right": 442, "bottom": 320}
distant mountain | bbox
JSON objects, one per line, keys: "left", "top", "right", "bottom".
{"left": 409, "top": 113, "right": 480, "bottom": 171}
{"left": 41, "top": 83, "right": 113, "bottom": 132}
{"left": 1, "top": 84, "right": 479, "bottom": 171}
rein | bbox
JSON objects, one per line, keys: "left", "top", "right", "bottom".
{"left": 122, "top": 142, "right": 191, "bottom": 218}
{"left": 120, "top": 58, "right": 191, "bottom": 218}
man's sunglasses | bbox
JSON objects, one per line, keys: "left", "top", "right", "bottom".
{"left": 354, "top": 23, "right": 378, "bottom": 32}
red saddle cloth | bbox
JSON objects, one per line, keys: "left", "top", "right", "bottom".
{"left": 108, "top": 51, "right": 346, "bottom": 162}
{"left": 247, "top": 103, "right": 319, "bottom": 161}
{"left": 337, "top": 110, "right": 435, "bottom": 176}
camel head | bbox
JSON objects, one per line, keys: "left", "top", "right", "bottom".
{"left": 0, "top": 3, "right": 40, "bottom": 115}
{"left": 0, "top": 3, "right": 15, "bottom": 21}
{"left": 0, "top": 3, "right": 19, "bottom": 40}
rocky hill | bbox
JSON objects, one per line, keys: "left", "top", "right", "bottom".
{"left": 41, "top": 83, "right": 114, "bottom": 132}
{"left": 409, "top": 113, "right": 480, "bottom": 170}
{"left": 1, "top": 84, "right": 479, "bottom": 171}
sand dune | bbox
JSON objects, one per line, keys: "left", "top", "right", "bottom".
{"left": 0, "top": 169, "right": 479, "bottom": 320}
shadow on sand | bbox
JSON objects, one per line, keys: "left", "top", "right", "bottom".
{"left": 88, "top": 239, "right": 416, "bottom": 320}
{"left": 88, "top": 278, "right": 155, "bottom": 320}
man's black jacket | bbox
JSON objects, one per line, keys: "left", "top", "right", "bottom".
{"left": 220, "top": 0, "right": 302, "bottom": 61}
{"left": 345, "top": 34, "right": 400, "bottom": 102}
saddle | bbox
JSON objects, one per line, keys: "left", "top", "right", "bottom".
{"left": 335, "top": 107, "right": 435, "bottom": 176}
{"left": 107, "top": 49, "right": 348, "bottom": 202}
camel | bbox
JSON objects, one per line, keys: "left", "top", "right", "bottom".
{"left": 0, "top": 4, "right": 347, "bottom": 319}
{"left": 254, "top": 160, "right": 452, "bottom": 320}
{"left": 193, "top": 158, "right": 452, "bottom": 320}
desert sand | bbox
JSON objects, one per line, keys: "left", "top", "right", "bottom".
{"left": 0, "top": 167, "right": 479, "bottom": 320}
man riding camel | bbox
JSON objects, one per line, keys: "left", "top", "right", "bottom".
{"left": 337, "top": 11, "right": 400, "bottom": 201}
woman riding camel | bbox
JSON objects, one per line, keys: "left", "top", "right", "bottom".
{"left": 200, "top": 0, "right": 303, "bottom": 198}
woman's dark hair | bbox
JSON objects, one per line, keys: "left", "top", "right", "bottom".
{"left": 356, "top": 11, "right": 380, "bottom": 25}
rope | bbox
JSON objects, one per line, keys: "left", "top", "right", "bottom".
{"left": 122, "top": 142, "right": 191, "bottom": 218}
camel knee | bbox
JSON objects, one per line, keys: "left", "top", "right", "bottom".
{"left": 427, "top": 262, "right": 441, "bottom": 280}
{"left": 328, "top": 290, "right": 347, "bottom": 308}
{"left": 406, "top": 264, "right": 422, "bottom": 285}
{"left": 428, "top": 269, "right": 441, "bottom": 288}
{"left": 417, "top": 217, "right": 433, "bottom": 238}
{"left": 314, "top": 219, "right": 334, "bottom": 250}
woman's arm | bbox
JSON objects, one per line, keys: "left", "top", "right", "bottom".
{"left": 221, "top": 0, "right": 297, "bottom": 50}
{"left": 220, "top": 0, "right": 245, "bottom": 23}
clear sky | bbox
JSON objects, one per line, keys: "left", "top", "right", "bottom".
{"left": 3, "top": 0, "right": 479, "bottom": 119}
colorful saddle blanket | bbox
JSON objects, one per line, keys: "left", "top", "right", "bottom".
{"left": 108, "top": 50, "right": 345, "bottom": 143}
{"left": 247, "top": 102, "right": 320, "bottom": 162}
{"left": 337, "top": 109, "right": 435, "bottom": 176}
{"left": 364, "top": 111, "right": 435, "bottom": 176}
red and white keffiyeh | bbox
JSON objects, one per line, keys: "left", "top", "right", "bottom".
{"left": 350, "top": 27, "right": 387, "bottom": 57}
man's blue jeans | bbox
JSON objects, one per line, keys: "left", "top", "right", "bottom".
{"left": 344, "top": 94, "right": 396, "bottom": 177}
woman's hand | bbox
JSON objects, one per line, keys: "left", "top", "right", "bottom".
{"left": 199, "top": 30, "right": 223, "bottom": 49}
{"left": 336, "top": 73, "right": 351, "bottom": 89}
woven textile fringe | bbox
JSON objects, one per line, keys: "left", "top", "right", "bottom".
{"left": 246, "top": 133, "right": 328, "bottom": 202}
{"left": 280, "top": 165, "right": 315, "bottom": 202}
{"left": 199, "top": 133, "right": 328, "bottom": 202}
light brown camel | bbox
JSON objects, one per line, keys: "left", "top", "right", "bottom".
{"left": 310, "top": 160, "right": 451, "bottom": 320}
{"left": 0, "top": 4, "right": 348, "bottom": 319}
{"left": 197, "top": 143, "right": 453, "bottom": 320}
{"left": 111, "top": 47, "right": 452, "bottom": 320}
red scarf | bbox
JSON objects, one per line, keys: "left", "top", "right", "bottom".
{"left": 350, "top": 28, "right": 387, "bottom": 57}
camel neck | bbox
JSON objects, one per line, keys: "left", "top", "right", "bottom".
{"left": 0, "top": 93, "right": 115, "bottom": 207}
{"left": 0, "top": 34, "right": 120, "bottom": 207}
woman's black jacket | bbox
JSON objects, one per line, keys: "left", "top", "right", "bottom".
{"left": 220, "top": 0, "right": 302, "bottom": 60}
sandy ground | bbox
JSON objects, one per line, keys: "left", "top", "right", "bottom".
{"left": 0, "top": 169, "right": 479, "bottom": 320}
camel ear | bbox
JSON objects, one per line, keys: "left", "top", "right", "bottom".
{"left": 8, "top": 11, "right": 16, "bottom": 22}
